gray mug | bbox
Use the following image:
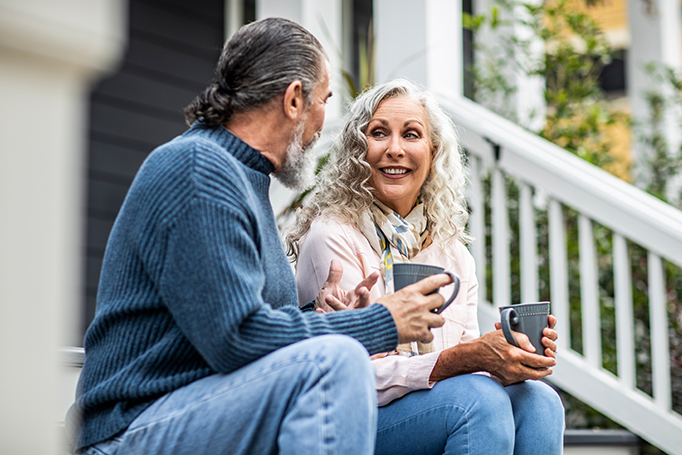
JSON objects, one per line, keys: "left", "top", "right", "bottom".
{"left": 499, "top": 302, "right": 550, "bottom": 356}
{"left": 393, "top": 263, "right": 460, "bottom": 314}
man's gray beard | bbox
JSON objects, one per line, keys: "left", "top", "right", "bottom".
{"left": 275, "top": 119, "right": 320, "bottom": 191}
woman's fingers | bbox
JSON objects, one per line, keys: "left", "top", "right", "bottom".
{"left": 325, "top": 294, "right": 350, "bottom": 311}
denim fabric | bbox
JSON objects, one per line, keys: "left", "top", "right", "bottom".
{"left": 375, "top": 374, "right": 565, "bottom": 455}
{"left": 80, "top": 335, "right": 377, "bottom": 455}
{"left": 72, "top": 123, "right": 398, "bottom": 450}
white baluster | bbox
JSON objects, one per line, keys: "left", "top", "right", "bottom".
{"left": 648, "top": 252, "right": 672, "bottom": 411}
{"left": 493, "top": 167, "right": 510, "bottom": 307}
{"left": 614, "top": 233, "right": 635, "bottom": 388}
{"left": 519, "top": 182, "right": 538, "bottom": 303}
{"left": 549, "top": 199, "right": 569, "bottom": 350}
{"left": 468, "top": 156, "right": 487, "bottom": 304}
{"left": 579, "top": 215, "right": 602, "bottom": 368}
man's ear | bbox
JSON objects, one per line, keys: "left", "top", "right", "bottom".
{"left": 282, "top": 80, "right": 304, "bottom": 121}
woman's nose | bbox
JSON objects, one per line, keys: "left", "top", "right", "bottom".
{"left": 385, "top": 135, "right": 404, "bottom": 158}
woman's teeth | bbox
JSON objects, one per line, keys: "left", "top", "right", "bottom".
{"left": 383, "top": 168, "right": 409, "bottom": 175}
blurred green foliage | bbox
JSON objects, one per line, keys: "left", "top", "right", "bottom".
{"left": 466, "top": 1, "right": 682, "bottom": 452}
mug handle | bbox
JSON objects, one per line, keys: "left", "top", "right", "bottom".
{"left": 500, "top": 308, "right": 520, "bottom": 348}
{"left": 432, "top": 272, "right": 460, "bottom": 314}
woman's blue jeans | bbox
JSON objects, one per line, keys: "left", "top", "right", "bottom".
{"left": 79, "top": 335, "right": 378, "bottom": 455}
{"left": 376, "top": 374, "right": 565, "bottom": 455}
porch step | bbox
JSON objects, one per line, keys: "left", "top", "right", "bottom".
{"left": 564, "top": 429, "right": 643, "bottom": 454}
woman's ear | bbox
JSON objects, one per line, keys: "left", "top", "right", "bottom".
{"left": 282, "top": 80, "right": 304, "bottom": 121}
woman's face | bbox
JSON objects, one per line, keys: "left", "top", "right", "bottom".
{"left": 365, "top": 96, "right": 433, "bottom": 218}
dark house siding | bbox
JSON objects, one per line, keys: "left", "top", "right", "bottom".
{"left": 82, "top": 0, "right": 225, "bottom": 338}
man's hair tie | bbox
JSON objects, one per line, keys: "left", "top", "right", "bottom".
{"left": 218, "top": 79, "right": 234, "bottom": 95}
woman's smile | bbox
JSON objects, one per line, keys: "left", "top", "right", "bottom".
{"left": 365, "top": 96, "right": 433, "bottom": 217}
{"left": 380, "top": 166, "right": 412, "bottom": 177}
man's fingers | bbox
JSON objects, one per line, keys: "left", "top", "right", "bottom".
{"left": 419, "top": 331, "right": 435, "bottom": 344}
{"left": 423, "top": 291, "right": 446, "bottom": 313}
{"left": 409, "top": 273, "right": 453, "bottom": 296}
{"left": 322, "top": 259, "right": 343, "bottom": 287}
{"left": 548, "top": 314, "right": 557, "bottom": 329}
{"left": 427, "top": 312, "right": 445, "bottom": 329}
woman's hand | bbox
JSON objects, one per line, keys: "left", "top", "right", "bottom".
{"left": 429, "top": 315, "right": 559, "bottom": 385}
{"left": 494, "top": 314, "right": 558, "bottom": 358}
{"left": 472, "top": 329, "right": 556, "bottom": 385}
{"left": 314, "top": 259, "right": 380, "bottom": 312}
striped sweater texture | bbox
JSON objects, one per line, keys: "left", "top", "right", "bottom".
{"left": 71, "top": 123, "right": 398, "bottom": 450}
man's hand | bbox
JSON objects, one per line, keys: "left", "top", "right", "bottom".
{"left": 314, "top": 260, "right": 379, "bottom": 313}
{"left": 376, "top": 274, "right": 452, "bottom": 344}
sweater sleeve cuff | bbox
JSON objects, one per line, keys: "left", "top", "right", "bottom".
{"left": 324, "top": 303, "right": 398, "bottom": 355}
{"left": 300, "top": 301, "right": 316, "bottom": 312}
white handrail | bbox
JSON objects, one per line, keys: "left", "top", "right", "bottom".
{"left": 440, "top": 93, "right": 682, "bottom": 455}
{"left": 439, "top": 95, "right": 682, "bottom": 268}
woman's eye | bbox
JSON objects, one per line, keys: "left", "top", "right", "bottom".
{"left": 371, "top": 130, "right": 386, "bottom": 138}
{"left": 405, "top": 131, "right": 419, "bottom": 139}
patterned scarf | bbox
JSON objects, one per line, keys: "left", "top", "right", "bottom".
{"left": 360, "top": 200, "right": 434, "bottom": 356}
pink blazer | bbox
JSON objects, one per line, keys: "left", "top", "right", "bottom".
{"left": 295, "top": 218, "right": 480, "bottom": 406}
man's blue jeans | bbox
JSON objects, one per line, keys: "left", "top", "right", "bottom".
{"left": 79, "top": 335, "right": 377, "bottom": 455}
{"left": 376, "top": 374, "right": 565, "bottom": 455}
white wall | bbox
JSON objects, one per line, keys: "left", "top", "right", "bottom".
{"left": 257, "top": 0, "right": 345, "bottom": 217}
{"left": 0, "top": 1, "right": 126, "bottom": 453}
{"left": 627, "top": 0, "right": 682, "bottom": 181}
{"left": 374, "top": 0, "right": 462, "bottom": 96}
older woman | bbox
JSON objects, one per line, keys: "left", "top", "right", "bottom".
{"left": 286, "top": 79, "right": 564, "bottom": 455}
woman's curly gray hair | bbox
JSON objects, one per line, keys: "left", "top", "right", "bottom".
{"left": 285, "top": 79, "right": 471, "bottom": 260}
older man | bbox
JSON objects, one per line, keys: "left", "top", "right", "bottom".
{"left": 69, "top": 18, "right": 450, "bottom": 455}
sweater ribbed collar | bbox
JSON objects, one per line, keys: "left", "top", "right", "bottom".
{"left": 189, "top": 121, "right": 275, "bottom": 175}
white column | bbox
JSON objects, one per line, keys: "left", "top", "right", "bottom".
{"left": 257, "top": 0, "right": 343, "bottom": 121}
{"left": 375, "top": 0, "right": 463, "bottom": 97}
{"left": 473, "top": 0, "right": 545, "bottom": 129}
{"left": 0, "top": 1, "right": 126, "bottom": 453}
{"left": 513, "top": 0, "right": 545, "bottom": 131}
{"left": 375, "top": 0, "right": 427, "bottom": 85}
{"left": 257, "top": 0, "right": 345, "bottom": 218}
{"left": 426, "top": 0, "right": 463, "bottom": 97}
{"left": 627, "top": 0, "right": 682, "bottom": 173}
{"left": 225, "top": 0, "right": 244, "bottom": 39}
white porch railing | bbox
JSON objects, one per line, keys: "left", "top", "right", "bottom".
{"left": 439, "top": 95, "right": 682, "bottom": 455}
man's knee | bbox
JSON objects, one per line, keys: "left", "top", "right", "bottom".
{"left": 293, "top": 335, "right": 373, "bottom": 383}
{"left": 311, "top": 335, "right": 373, "bottom": 374}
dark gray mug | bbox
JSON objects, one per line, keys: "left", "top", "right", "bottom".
{"left": 499, "top": 302, "right": 550, "bottom": 356}
{"left": 393, "top": 263, "right": 460, "bottom": 314}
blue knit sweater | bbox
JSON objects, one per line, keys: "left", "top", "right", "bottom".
{"left": 71, "top": 123, "right": 399, "bottom": 450}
